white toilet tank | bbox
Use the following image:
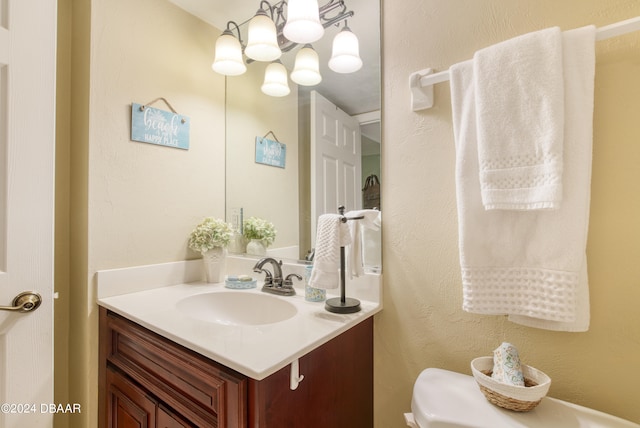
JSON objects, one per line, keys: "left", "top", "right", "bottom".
{"left": 405, "top": 368, "right": 640, "bottom": 428}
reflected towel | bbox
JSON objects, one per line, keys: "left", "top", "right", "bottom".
{"left": 449, "top": 26, "right": 595, "bottom": 332}
{"left": 474, "top": 27, "right": 564, "bottom": 210}
{"left": 362, "top": 210, "right": 382, "bottom": 270}
{"left": 309, "top": 214, "right": 351, "bottom": 289}
{"left": 345, "top": 209, "right": 381, "bottom": 278}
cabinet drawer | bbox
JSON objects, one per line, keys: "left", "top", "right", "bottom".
{"left": 103, "top": 310, "right": 246, "bottom": 427}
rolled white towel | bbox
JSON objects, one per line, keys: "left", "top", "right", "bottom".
{"left": 491, "top": 342, "right": 524, "bottom": 386}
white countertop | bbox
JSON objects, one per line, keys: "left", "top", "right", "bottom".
{"left": 97, "top": 259, "right": 382, "bottom": 380}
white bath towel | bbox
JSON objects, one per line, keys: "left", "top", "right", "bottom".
{"left": 345, "top": 209, "right": 381, "bottom": 278}
{"left": 449, "top": 25, "right": 595, "bottom": 332}
{"left": 474, "top": 27, "right": 564, "bottom": 210}
{"left": 309, "top": 214, "right": 352, "bottom": 289}
{"left": 508, "top": 26, "right": 595, "bottom": 331}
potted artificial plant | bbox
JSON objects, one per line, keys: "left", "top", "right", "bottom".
{"left": 243, "top": 216, "right": 276, "bottom": 256}
{"left": 188, "top": 217, "right": 233, "bottom": 283}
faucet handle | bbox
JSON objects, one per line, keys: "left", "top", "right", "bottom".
{"left": 254, "top": 267, "right": 274, "bottom": 285}
{"left": 283, "top": 273, "right": 303, "bottom": 287}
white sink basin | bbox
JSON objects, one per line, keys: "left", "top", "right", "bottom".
{"left": 176, "top": 291, "right": 298, "bottom": 326}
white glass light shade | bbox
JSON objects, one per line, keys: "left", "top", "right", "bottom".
{"left": 290, "top": 44, "right": 322, "bottom": 86}
{"left": 261, "top": 61, "right": 290, "bottom": 97}
{"left": 245, "top": 10, "right": 281, "bottom": 62}
{"left": 283, "top": 0, "right": 324, "bottom": 44}
{"left": 211, "top": 31, "right": 246, "bottom": 76}
{"left": 328, "top": 27, "right": 363, "bottom": 74}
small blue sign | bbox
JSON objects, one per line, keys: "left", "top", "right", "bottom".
{"left": 131, "top": 103, "right": 190, "bottom": 150}
{"left": 255, "top": 136, "right": 286, "bottom": 168}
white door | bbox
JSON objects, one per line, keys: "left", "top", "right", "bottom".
{"left": 0, "top": 1, "right": 56, "bottom": 427}
{"left": 310, "top": 91, "right": 362, "bottom": 245}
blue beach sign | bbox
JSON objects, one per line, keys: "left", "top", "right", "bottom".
{"left": 255, "top": 136, "right": 286, "bottom": 168}
{"left": 131, "top": 102, "right": 190, "bottom": 150}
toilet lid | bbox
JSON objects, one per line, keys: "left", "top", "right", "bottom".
{"left": 411, "top": 368, "right": 639, "bottom": 428}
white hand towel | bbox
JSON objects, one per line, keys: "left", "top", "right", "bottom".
{"left": 449, "top": 25, "right": 595, "bottom": 332}
{"left": 345, "top": 209, "right": 381, "bottom": 278}
{"left": 474, "top": 27, "right": 564, "bottom": 210}
{"left": 309, "top": 214, "right": 351, "bottom": 289}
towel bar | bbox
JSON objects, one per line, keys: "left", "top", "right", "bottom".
{"left": 410, "top": 16, "right": 640, "bottom": 111}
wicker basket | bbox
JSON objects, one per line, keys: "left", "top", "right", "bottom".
{"left": 471, "top": 356, "right": 551, "bottom": 412}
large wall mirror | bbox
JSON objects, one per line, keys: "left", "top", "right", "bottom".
{"left": 171, "top": 0, "right": 381, "bottom": 268}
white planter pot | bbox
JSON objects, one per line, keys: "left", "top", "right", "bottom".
{"left": 202, "top": 247, "right": 226, "bottom": 283}
{"left": 246, "top": 239, "right": 267, "bottom": 256}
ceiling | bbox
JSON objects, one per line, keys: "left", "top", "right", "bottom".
{"left": 167, "top": 0, "right": 381, "bottom": 117}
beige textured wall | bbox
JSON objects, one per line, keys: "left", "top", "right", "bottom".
{"left": 61, "top": 0, "right": 92, "bottom": 427}
{"left": 65, "top": 1, "right": 226, "bottom": 426}
{"left": 89, "top": 1, "right": 226, "bottom": 269}
{"left": 54, "top": 0, "right": 72, "bottom": 426}
{"left": 377, "top": 0, "right": 640, "bottom": 426}
{"left": 226, "top": 64, "right": 300, "bottom": 251}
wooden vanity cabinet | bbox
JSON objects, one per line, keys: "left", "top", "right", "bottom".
{"left": 99, "top": 307, "right": 373, "bottom": 428}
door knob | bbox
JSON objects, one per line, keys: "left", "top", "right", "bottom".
{"left": 0, "top": 291, "right": 42, "bottom": 313}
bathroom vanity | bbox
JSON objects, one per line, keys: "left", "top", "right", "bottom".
{"left": 99, "top": 308, "right": 373, "bottom": 427}
{"left": 96, "top": 259, "right": 381, "bottom": 428}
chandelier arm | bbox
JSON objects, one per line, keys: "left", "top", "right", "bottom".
{"left": 321, "top": 10, "right": 353, "bottom": 28}
{"left": 273, "top": 3, "right": 286, "bottom": 28}
{"left": 319, "top": 0, "right": 343, "bottom": 15}
{"left": 259, "top": 0, "right": 276, "bottom": 19}
{"left": 225, "top": 20, "right": 245, "bottom": 46}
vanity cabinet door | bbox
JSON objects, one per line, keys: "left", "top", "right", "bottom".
{"left": 100, "top": 308, "right": 248, "bottom": 428}
{"left": 106, "top": 367, "right": 156, "bottom": 428}
{"left": 248, "top": 316, "right": 374, "bottom": 427}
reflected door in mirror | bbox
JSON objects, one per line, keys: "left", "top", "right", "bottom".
{"left": 310, "top": 90, "right": 362, "bottom": 247}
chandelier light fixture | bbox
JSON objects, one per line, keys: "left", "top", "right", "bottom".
{"left": 211, "top": 22, "right": 247, "bottom": 76}
{"left": 261, "top": 60, "right": 291, "bottom": 97}
{"left": 328, "top": 22, "right": 362, "bottom": 73}
{"left": 283, "top": 0, "right": 324, "bottom": 44}
{"left": 290, "top": 44, "right": 322, "bottom": 85}
{"left": 211, "top": 0, "right": 361, "bottom": 96}
{"left": 245, "top": 2, "right": 282, "bottom": 61}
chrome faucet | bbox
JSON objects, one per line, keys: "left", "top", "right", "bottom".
{"left": 253, "top": 257, "right": 299, "bottom": 296}
{"left": 253, "top": 257, "right": 282, "bottom": 286}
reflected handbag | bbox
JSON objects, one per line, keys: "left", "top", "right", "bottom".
{"left": 362, "top": 174, "right": 380, "bottom": 209}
